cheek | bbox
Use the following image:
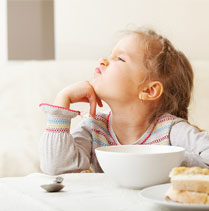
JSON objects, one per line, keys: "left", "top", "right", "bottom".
{"left": 104, "top": 73, "right": 136, "bottom": 98}
{"left": 94, "top": 64, "right": 137, "bottom": 92}
{"left": 102, "top": 72, "right": 124, "bottom": 89}
{"left": 93, "top": 73, "right": 123, "bottom": 96}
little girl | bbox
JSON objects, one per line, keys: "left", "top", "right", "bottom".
{"left": 39, "top": 28, "right": 209, "bottom": 174}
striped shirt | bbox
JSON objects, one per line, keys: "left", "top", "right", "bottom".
{"left": 39, "top": 103, "right": 209, "bottom": 174}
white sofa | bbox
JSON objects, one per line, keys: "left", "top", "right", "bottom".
{"left": 0, "top": 60, "right": 209, "bottom": 177}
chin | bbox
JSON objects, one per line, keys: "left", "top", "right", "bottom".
{"left": 92, "top": 80, "right": 101, "bottom": 92}
{"left": 93, "top": 85, "right": 106, "bottom": 101}
{"left": 92, "top": 81, "right": 114, "bottom": 103}
{"left": 94, "top": 88, "right": 104, "bottom": 99}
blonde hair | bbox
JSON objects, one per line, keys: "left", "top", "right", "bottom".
{"left": 120, "top": 28, "right": 194, "bottom": 122}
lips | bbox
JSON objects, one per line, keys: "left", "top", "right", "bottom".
{"left": 95, "top": 67, "right": 102, "bottom": 74}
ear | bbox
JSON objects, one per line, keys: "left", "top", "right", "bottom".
{"left": 138, "top": 81, "right": 163, "bottom": 101}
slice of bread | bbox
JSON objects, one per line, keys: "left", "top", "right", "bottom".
{"left": 171, "top": 175, "right": 209, "bottom": 194}
{"left": 165, "top": 166, "right": 209, "bottom": 204}
{"left": 165, "top": 186, "right": 209, "bottom": 205}
{"left": 170, "top": 167, "right": 209, "bottom": 194}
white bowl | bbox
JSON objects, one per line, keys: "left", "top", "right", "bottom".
{"left": 95, "top": 145, "right": 184, "bottom": 189}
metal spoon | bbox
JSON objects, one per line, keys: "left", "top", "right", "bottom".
{"left": 41, "top": 176, "right": 64, "bottom": 192}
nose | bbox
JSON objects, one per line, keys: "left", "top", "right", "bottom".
{"left": 99, "top": 58, "right": 109, "bottom": 67}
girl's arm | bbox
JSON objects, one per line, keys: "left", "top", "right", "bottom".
{"left": 39, "top": 81, "right": 102, "bottom": 175}
{"left": 39, "top": 103, "right": 92, "bottom": 175}
{"left": 170, "top": 121, "right": 209, "bottom": 168}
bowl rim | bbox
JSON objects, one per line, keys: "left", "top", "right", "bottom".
{"left": 95, "top": 145, "right": 185, "bottom": 156}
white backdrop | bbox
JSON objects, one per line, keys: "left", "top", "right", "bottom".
{"left": 54, "top": 0, "right": 209, "bottom": 61}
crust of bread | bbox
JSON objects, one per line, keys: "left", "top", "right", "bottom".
{"left": 165, "top": 186, "right": 209, "bottom": 205}
{"left": 170, "top": 167, "right": 209, "bottom": 177}
{"left": 171, "top": 179, "right": 209, "bottom": 194}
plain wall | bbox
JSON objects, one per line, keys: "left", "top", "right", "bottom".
{"left": 54, "top": 0, "right": 209, "bottom": 60}
{"left": 7, "top": 0, "right": 55, "bottom": 60}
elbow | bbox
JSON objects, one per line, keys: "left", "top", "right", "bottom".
{"left": 39, "top": 152, "right": 91, "bottom": 175}
{"left": 42, "top": 169, "right": 62, "bottom": 176}
{"left": 40, "top": 162, "right": 87, "bottom": 175}
{"left": 40, "top": 163, "right": 64, "bottom": 175}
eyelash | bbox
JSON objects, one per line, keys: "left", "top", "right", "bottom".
{"left": 118, "top": 57, "right": 125, "bottom": 62}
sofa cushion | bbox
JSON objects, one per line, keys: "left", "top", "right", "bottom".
{"left": 0, "top": 60, "right": 208, "bottom": 177}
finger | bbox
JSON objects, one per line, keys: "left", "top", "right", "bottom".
{"left": 88, "top": 81, "right": 103, "bottom": 107}
{"left": 85, "top": 89, "right": 97, "bottom": 117}
{"left": 77, "top": 98, "right": 89, "bottom": 103}
{"left": 96, "top": 97, "right": 103, "bottom": 107}
{"left": 86, "top": 81, "right": 99, "bottom": 116}
{"left": 89, "top": 96, "right": 97, "bottom": 117}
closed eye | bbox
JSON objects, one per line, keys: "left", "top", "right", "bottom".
{"left": 118, "top": 57, "right": 125, "bottom": 62}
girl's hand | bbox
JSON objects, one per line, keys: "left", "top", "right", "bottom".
{"left": 53, "top": 81, "right": 103, "bottom": 117}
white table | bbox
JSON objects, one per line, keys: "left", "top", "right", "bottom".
{"left": 0, "top": 173, "right": 166, "bottom": 211}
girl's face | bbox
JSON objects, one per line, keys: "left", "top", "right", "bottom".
{"left": 93, "top": 34, "right": 146, "bottom": 103}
